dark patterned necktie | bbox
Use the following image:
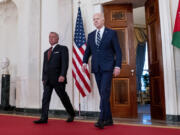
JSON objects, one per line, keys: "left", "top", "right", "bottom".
{"left": 48, "top": 47, "right": 52, "bottom": 60}
{"left": 96, "top": 30, "right": 101, "bottom": 48}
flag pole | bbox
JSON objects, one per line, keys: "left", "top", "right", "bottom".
{"left": 78, "top": 88, "right": 81, "bottom": 116}
{"left": 77, "top": 0, "right": 83, "bottom": 119}
{"left": 78, "top": 0, "right": 81, "bottom": 116}
{"left": 71, "top": 0, "right": 75, "bottom": 111}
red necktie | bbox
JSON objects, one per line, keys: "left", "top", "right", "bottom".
{"left": 48, "top": 47, "right": 52, "bottom": 60}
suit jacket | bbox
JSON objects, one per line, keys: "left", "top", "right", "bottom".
{"left": 83, "top": 27, "right": 122, "bottom": 73}
{"left": 42, "top": 44, "right": 69, "bottom": 84}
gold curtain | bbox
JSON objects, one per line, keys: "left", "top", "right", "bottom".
{"left": 134, "top": 27, "right": 147, "bottom": 56}
{"left": 134, "top": 28, "right": 147, "bottom": 43}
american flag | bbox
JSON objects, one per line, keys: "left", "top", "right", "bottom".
{"left": 72, "top": 7, "right": 91, "bottom": 97}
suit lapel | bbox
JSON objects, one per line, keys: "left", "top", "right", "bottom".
{"left": 91, "top": 28, "right": 108, "bottom": 48}
{"left": 48, "top": 45, "right": 59, "bottom": 62}
{"left": 100, "top": 28, "right": 108, "bottom": 45}
{"left": 92, "top": 30, "right": 96, "bottom": 46}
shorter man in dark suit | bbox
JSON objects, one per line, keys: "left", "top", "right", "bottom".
{"left": 34, "top": 32, "right": 75, "bottom": 124}
{"left": 82, "top": 13, "right": 122, "bottom": 129}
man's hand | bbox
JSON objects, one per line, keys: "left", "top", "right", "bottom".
{"left": 113, "top": 68, "right": 121, "bottom": 77}
{"left": 82, "top": 64, "right": 87, "bottom": 72}
{"left": 58, "top": 76, "right": 65, "bottom": 82}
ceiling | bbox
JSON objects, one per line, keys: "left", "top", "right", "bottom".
{"left": 104, "top": 0, "right": 147, "bottom": 8}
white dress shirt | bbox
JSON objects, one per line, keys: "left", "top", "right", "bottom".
{"left": 95, "top": 26, "right": 105, "bottom": 44}
{"left": 83, "top": 27, "right": 120, "bottom": 69}
{"left": 50, "top": 44, "right": 58, "bottom": 51}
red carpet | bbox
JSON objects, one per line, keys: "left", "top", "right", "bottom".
{"left": 0, "top": 114, "right": 180, "bottom": 135}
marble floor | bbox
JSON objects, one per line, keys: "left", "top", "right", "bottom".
{"left": 112, "top": 104, "right": 180, "bottom": 128}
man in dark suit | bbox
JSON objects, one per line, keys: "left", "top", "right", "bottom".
{"left": 34, "top": 32, "right": 75, "bottom": 124}
{"left": 82, "top": 13, "right": 122, "bottom": 129}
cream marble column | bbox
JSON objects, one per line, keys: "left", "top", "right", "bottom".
{"left": 158, "top": 0, "right": 178, "bottom": 115}
{"left": 12, "top": 0, "right": 41, "bottom": 108}
{"left": 169, "top": 0, "right": 180, "bottom": 115}
{"left": 0, "top": 0, "right": 18, "bottom": 106}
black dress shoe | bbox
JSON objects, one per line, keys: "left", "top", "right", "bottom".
{"left": 94, "top": 121, "right": 104, "bottom": 129}
{"left": 66, "top": 116, "right": 74, "bottom": 122}
{"left": 104, "top": 119, "right": 113, "bottom": 126}
{"left": 34, "top": 119, "right": 48, "bottom": 124}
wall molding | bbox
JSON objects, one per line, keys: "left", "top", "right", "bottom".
{"left": 0, "top": 107, "right": 99, "bottom": 118}
{"left": 166, "top": 115, "right": 180, "bottom": 122}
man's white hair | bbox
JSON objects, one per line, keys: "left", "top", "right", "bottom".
{"left": 50, "top": 32, "right": 59, "bottom": 38}
{"left": 93, "top": 13, "right": 105, "bottom": 20}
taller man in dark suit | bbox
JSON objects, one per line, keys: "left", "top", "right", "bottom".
{"left": 34, "top": 32, "right": 75, "bottom": 124}
{"left": 82, "top": 13, "right": 122, "bottom": 129}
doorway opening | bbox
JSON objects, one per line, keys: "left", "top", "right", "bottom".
{"left": 133, "top": 6, "right": 151, "bottom": 123}
{"left": 103, "top": 0, "right": 166, "bottom": 120}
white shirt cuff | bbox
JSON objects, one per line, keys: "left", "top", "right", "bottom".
{"left": 114, "top": 67, "right": 120, "bottom": 69}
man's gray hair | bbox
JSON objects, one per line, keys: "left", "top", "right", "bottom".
{"left": 93, "top": 13, "right": 105, "bottom": 20}
{"left": 50, "top": 32, "right": 59, "bottom": 38}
